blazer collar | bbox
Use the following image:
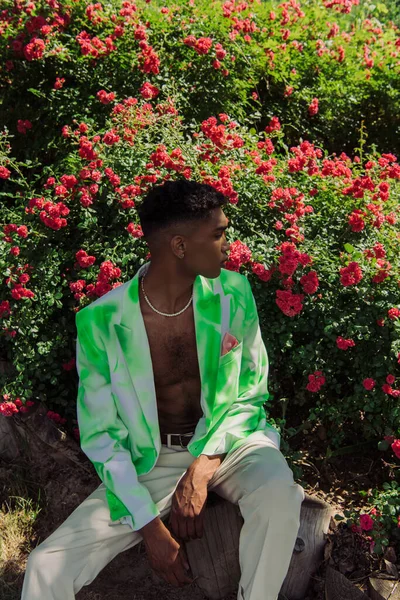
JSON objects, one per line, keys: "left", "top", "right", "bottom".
{"left": 113, "top": 262, "right": 222, "bottom": 446}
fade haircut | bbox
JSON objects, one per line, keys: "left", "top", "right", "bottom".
{"left": 137, "top": 179, "right": 228, "bottom": 250}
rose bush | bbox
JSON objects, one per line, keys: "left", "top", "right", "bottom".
{"left": 0, "top": 0, "right": 399, "bottom": 184}
{"left": 337, "top": 478, "right": 400, "bottom": 555}
{"left": 0, "top": 95, "right": 399, "bottom": 450}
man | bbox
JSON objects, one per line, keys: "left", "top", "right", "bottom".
{"left": 22, "top": 179, "right": 304, "bottom": 600}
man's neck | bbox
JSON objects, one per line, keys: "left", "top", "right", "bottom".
{"left": 141, "top": 261, "right": 195, "bottom": 314}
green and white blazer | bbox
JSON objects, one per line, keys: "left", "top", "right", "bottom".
{"left": 76, "top": 261, "right": 280, "bottom": 531}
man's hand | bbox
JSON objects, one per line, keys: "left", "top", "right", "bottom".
{"left": 169, "top": 453, "right": 226, "bottom": 541}
{"left": 169, "top": 468, "right": 208, "bottom": 541}
{"left": 140, "top": 517, "right": 194, "bottom": 588}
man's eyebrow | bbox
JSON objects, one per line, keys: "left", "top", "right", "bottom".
{"left": 214, "top": 223, "right": 229, "bottom": 231}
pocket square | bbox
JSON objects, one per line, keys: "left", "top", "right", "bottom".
{"left": 221, "top": 332, "right": 239, "bottom": 356}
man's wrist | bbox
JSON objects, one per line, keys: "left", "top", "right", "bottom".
{"left": 139, "top": 516, "right": 165, "bottom": 542}
{"left": 188, "top": 453, "right": 227, "bottom": 484}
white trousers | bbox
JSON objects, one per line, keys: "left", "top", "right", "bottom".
{"left": 21, "top": 431, "right": 304, "bottom": 600}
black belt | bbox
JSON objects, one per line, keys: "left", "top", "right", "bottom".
{"left": 160, "top": 432, "right": 194, "bottom": 448}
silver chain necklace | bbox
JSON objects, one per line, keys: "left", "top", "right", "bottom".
{"left": 140, "top": 267, "right": 193, "bottom": 317}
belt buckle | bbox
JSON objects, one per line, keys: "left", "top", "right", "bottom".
{"left": 166, "top": 434, "right": 185, "bottom": 449}
{"left": 178, "top": 433, "right": 193, "bottom": 448}
{"left": 164, "top": 433, "right": 192, "bottom": 449}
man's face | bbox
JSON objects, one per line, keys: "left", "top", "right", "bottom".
{"left": 178, "top": 208, "right": 231, "bottom": 279}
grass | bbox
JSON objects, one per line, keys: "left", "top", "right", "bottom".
{"left": 0, "top": 496, "right": 41, "bottom": 600}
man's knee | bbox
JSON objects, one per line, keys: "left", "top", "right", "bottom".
{"left": 242, "top": 475, "right": 304, "bottom": 516}
{"left": 243, "top": 445, "right": 296, "bottom": 483}
{"left": 26, "top": 544, "right": 49, "bottom": 577}
{"left": 25, "top": 543, "right": 64, "bottom": 585}
{"left": 22, "top": 542, "right": 74, "bottom": 600}
{"left": 27, "top": 545, "right": 45, "bottom": 571}
{"left": 257, "top": 477, "right": 304, "bottom": 522}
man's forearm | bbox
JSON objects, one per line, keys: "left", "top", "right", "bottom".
{"left": 141, "top": 454, "right": 227, "bottom": 541}
{"left": 139, "top": 516, "right": 165, "bottom": 542}
{"left": 187, "top": 453, "right": 227, "bottom": 484}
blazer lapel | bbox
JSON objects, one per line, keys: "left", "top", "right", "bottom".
{"left": 113, "top": 262, "right": 223, "bottom": 444}
{"left": 193, "top": 271, "right": 222, "bottom": 426}
{"left": 113, "top": 263, "right": 158, "bottom": 446}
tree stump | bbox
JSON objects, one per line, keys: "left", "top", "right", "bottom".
{"left": 184, "top": 492, "right": 242, "bottom": 599}
{"left": 325, "top": 567, "right": 369, "bottom": 600}
{"left": 281, "top": 493, "right": 333, "bottom": 600}
{"left": 369, "top": 578, "right": 400, "bottom": 600}
{"left": 184, "top": 491, "right": 333, "bottom": 600}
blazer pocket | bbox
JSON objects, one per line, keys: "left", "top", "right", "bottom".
{"left": 219, "top": 340, "right": 243, "bottom": 366}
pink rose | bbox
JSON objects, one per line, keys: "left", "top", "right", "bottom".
{"left": 359, "top": 514, "right": 374, "bottom": 531}
{"left": 391, "top": 439, "right": 400, "bottom": 459}
{"left": 363, "top": 378, "right": 376, "bottom": 390}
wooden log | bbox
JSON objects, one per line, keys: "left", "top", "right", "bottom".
{"left": 369, "top": 578, "right": 400, "bottom": 600}
{"left": 184, "top": 492, "right": 242, "bottom": 600}
{"left": 325, "top": 567, "right": 369, "bottom": 600}
{"left": 280, "top": 493, "right": 333, "bottom": 600}
{"left": 184, "top": 491, "right": 333, "bottom": 600}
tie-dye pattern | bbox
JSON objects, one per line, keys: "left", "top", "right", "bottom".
{"left": 76, "top": 262, "right": 280, "bottom": 531}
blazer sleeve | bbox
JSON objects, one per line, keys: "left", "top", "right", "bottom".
{"left": 199, "top": 277, "right": 280, "bottom": 455}
{"left": 75, "top": 314, "right": 159, "bottom": 531}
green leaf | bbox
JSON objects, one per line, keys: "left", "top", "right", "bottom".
{"left": 376, "top": 3, "right": 388, "bottom": 13}
{"left": 373, "top": 541, "right": 383, "bottom": 555}
{"left": 344, "top": 243, "right": 355, "bottom": 253}
{"left": 378, "top": 440, "right": 390, "bottom": 451}
{"left": 27, "top": 88, "right": 47, "bottom": 99}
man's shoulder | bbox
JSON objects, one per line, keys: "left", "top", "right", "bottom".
{"left": 75, "top": 279, "right": 131, "bottom": 329}
{"left": 216, "top": 268, "right": 251, "bottom": 296}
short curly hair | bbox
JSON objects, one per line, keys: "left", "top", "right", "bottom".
{"left": 137, "top": 179, "right": 228, "bottom": 247}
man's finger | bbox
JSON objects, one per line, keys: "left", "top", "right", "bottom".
{"left": 170, "top": 510, "right": 182, "bottom": 539}
{"left": 179, "top": 545, "right": 190, "bottom": 571}
{"left": 175, "top": 560, "right": 194, "bottom": 585}
{"left": 167, "top": 571, "right": 181, "bottom": 587}
{"left": 177, "top": 517, "right": 188, "bottom": 541}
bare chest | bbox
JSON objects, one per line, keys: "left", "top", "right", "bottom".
{"left": 139, "top": 291, "right": 202, "bottom": 431}
{"left": 144, "top": 310, "right": 201, "bottom": 386}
